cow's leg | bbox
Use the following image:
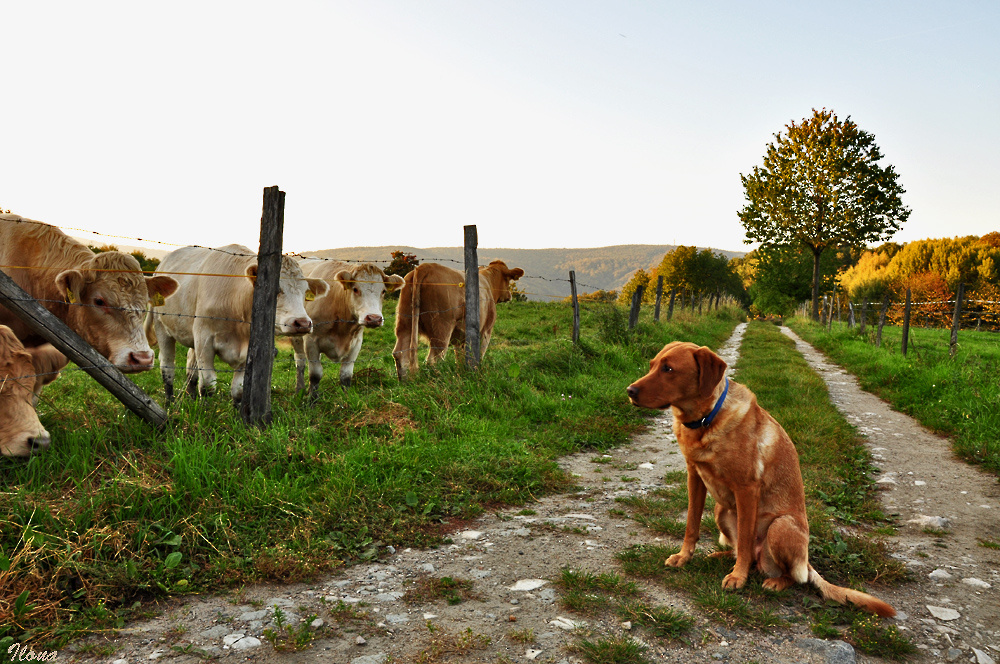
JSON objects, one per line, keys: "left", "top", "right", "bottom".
{"left": 337, "top": 336, "right": 362, "bottom": 391}
{"left": 426, "top": 323, "right": 451, "bottom": 365}
{"left": 291, "top": 335, "right": 308, "bottom": 392}
{"left": 393, "top": 320, "right": 417, "bottom": 381}
{"left": 230, "top": 362, "right": 246, "bottom": 403}
{"left": 156, "top": 321, "right": 177, "bottom": 403}
{"left": 184, "top": 348, "right": 200, "bottom": 398}
{"left": 193, "top": 335, "right": 218, "bottom": 397}
{"left": 305, "top": 338, "right": 324, "bottom": 397}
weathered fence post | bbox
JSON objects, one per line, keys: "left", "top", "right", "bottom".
{"left": 820, "top": 296, "right": 828, "bottom": 326}
{"left": 569, "top": 270, "right": 580, "bottom": 345}
{"left": 0, "top": 270, "right": 168, "bottom": 427}
{"left": 628, "top": 285, "right": 644, "bottom": 329}
{"left": 876, "top": 293, "right": 890, "bottom": 348}
{"left": 463, "top": 225, "right": 481, "bottom": 370}
{"left": 827, "top": 296, "right": 834, "bottom": 332}
{"left": 949, "top": 282, "right": 965, "bottom": 359}
{"left": 901, "top": 288, "right": 912, "bottom": 357}
{"left": 667, "top": 288, "right": 677, "bottom": 321}
{"left": 848, "top": 302, "right": 855, "bottom": 328}
{"left": 859, "top": 300, "right": 868, "bottom": 335}
{"left": 241, "top": 186, "right": 284, "bottom": 426}
{"left": 697, "top": 292, "right": 703, "bottom": 315}
{"left": 653, "top": 275, "right": 663, "bottom": 322}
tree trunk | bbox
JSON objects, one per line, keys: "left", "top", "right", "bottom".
{"left": 810, "top": 249, "right": 822, "bottom": 321}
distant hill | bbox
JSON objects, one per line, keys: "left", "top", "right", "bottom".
{"left": 302, "top": 245, "right": 745, "bottom": 301}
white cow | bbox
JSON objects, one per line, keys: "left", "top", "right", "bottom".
{"left": 291, "top": 260, "right": 404, "bottom": 395}
{"left": 147, "top": 245, "right": 329, "bottom": 402}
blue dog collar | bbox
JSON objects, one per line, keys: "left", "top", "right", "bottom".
{"left": 682, "top": 377, "right": 729, "bottom": 430}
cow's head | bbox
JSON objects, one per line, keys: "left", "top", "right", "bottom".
{"left": 334, "top": 264, "right": 405, "bottom": 328}
{"left": 483, "top": 260, "right": 525, "bottom": 303}
{"left": 0, "top": 326, "right": 50, "bottom": 457}
{"left": 55, "top": 252, "right": 178, "bottom": 372}
{"left": 246, "top": 256, "right": 330, "bottom": 336}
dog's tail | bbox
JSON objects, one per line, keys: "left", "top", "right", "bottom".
{"left": 808, "top": 565, "right": 896, "bottom": 617}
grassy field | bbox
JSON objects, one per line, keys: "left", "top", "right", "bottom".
{"left": 788, "top": 318, "right": 1000, "bottom": 475}
{"left": 0, "top": 299, "right": 742, "bottom": 647}
{"left": 616, "top": 322, "right": 911, "bottom": 660}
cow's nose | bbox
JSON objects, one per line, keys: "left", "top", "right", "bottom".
{"left": 128, "top": 350, "right": 155, "bottom": 368}
{"left": 292, "top": 317, "right": 313, "bottom": 333}
{"left": 363, "top": 314, "right": 384, "bottom": 328}
{"left": 626, "top": 385, "right": 639, "bottom": 400}
{"left": 29, "top": 433, "right": 51, "bottom": 452}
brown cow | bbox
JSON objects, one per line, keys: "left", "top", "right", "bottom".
{"left": 0, "top": 214, "right": 178, "bottom": 372}
{"left": 291, "top": 259, "right": 404, "bottom": 395}
{"left": 26, "top": 344, "right": 69, "bottom": 406}
{"left": 0, "top": 325, "right": 50, "bottom": 457}
{"left": 392, "top": 260, "right": 523, "bottom": 380}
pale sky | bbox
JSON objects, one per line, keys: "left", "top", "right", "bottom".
{"left": 3, "top": 1, "right": 997, "bottom": 256}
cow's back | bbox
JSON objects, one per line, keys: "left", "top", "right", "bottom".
{"left": 158, "top": 244, "right": 255, "bottom": 321}
{"left": 299, "top": 259, "right": 352, "bottom": 323}
{"left": 0, "top": 214, "right": 97, "bottom": 298}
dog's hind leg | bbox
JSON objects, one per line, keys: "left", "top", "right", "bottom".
{"left": 758, "top": 514, "right": 810, "bottom": 591}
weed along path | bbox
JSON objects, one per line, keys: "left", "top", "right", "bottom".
{"left": 66, "top": 322, "right": 997, "bottom": 664}
{"left": 780, "top": 326, "right": 1000, "bottom": 664}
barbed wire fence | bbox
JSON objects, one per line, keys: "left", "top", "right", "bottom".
{"left": 2, "top": 201, "right": 736, "bottom": 428}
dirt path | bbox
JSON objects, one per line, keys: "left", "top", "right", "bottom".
{"left": 62, "top": 324, "right": 1000, "bottom": 664}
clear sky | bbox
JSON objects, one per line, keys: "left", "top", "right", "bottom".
{"left": 3, "top": 1, "right": 997, "bottom": 256}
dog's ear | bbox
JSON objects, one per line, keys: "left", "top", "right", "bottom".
{"left": 693, "top": 346, "right": 727, "bottom": 398}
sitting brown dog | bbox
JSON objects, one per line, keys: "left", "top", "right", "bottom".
{"left": 626, "top": 341, "right": 894, "bottom": 617}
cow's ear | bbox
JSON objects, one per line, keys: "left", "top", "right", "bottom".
{"left": 245, "top": 264, "right": 258, "bottom": 285}
{"left": 508, "top": 268, "right": 524, "bottom": 281}
{"left": 334, "top": 269, "right": 355, "bottom": 290}
{"left": 55, "top": 269, "right": 86, "bottom": 304}
{"left": 692, "top": 346, "right": 727, "bottom": 399}
{"left": 306, "top": 277, "right": 329, "bottom": 300}
{"left": 385, "top": 274, "right": 405, "bottom": 292}
{"left": 145, "top": 275, "right": 178, "bottom": 304}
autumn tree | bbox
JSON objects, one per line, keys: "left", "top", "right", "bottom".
{"left": 739, "top": 108, "right": 910, "bottom": 320}
{"left": 385, "top": 250, "right": 419, "bottom": 278}
{"left": 618, "top": 268, "right": 650, "bottom": 305}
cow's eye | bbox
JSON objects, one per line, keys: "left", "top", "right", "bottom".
{"left": 354, "top": 287, "right": 360, "bottom": 295}
{"left": 94, "top": 297, "right": 107, "bottom": 308}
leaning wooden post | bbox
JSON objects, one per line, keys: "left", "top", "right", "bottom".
{"left": 463, "top": 225, "right": 481, "bottom": 369}
{"left": 653, "top": 275, "right": 664, "bottom": 322}
{"left": 0, "top": 269, "right": 167, "bottom": 427}
{"left": 569, "top": 270, "right": 580, "bottom": 345}
{"left": 901, "top": 288, "right": 912, "bottom": 357}
{"left": 876, "top": 293, "right": 890, "bottom": 348}
{"left": 628, "top": 285, "right": 644, "bottom": 329}
{"left": 666, "top": 288, "right": 677, "bottom": 321}
{"left": 949, "top": 282, "right": 965, "bottom": 359}
{"left": 241, "top": 186, "right": 284, "bottom": 426}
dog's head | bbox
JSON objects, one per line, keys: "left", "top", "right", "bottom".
{"left": 626, "top": 341, "right": 727, "bottom": 411}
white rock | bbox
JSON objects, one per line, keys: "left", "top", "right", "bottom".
{"left": 419, "top": 563, "right": 435, "bottom": 573}
{"left": 563, "top": 514, "right": 596, "bottom": 520}
{"left": 148, "top": 651, "right": 164, "bottom": 661}
{"left": 550, "top": 616, "right": 584, "bottom": 630}
{"left": 926, "top": 605, "right": 961, "bottom": 621}
{"left": 311, "top": 618, "right": 325, "bottom": 629}
{"left": 509, "top": 579, "right": 548, "bottom": 591}
{"left": 962, "top": 577, "right": 992, "bottom": 589}
{"left": 231, "top": 637, "right": 262, "bottom": 651}
{"left": 223, "top": 634, "right": 246, "bottom": 647}
{"left": 113, "top": 660, "right": 128, "bottom": 664}
{"left": 459, "top": 530, "right": 484, "bottom": 540}
{"left": 621, "top": 621, "right": 632, "bottom": 630}
{"left": 929, "top": 569, "right": 953, "bottom": 580}
{"left": 914, "top": 480, "right": 926, "bottom": 486}
{"left": 908, "top": 515, "right": 952, "bottom": 529}
{"left": 876, "top": 476, "right": 898, "bottom": 484}
{"left": 423, "top": 613, "right": 438, "bottom": 620}
{"left": 526, "top": 649, "right": 543, "bottom": 660}
{"left": 356, "top": 636, "right": 367, "bottom": 646}
{"left": 974, "top": 648, "right": 997, "bottom": 664}
{"left": 638, "top": 462, "right": 655, "bottom": 469}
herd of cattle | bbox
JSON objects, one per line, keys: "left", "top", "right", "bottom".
{"left": 0, "top": 214, "right": 524, "bottom": 457}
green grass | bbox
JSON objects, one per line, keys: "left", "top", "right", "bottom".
{"left": 0, "top": 301, "right": 742, "bottom": 647}
{"left": 788, "top": 317, "right": 1000, "bottom": 474}
{"left": 615, "top": 322, "right": 910, "bottom": 657}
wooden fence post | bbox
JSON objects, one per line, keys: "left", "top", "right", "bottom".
{"left": 628, "top": 285, "right": 644, "bottom": 329}
{"left": 827, "top": 296, "right": 834, "bottom": 332}
{"left": 949, "top": 282, "right": 965, "bottom": 359}
{"left": 569, "top": 270, "right": 580, "bottom": 344}
{"left": 876, "top": 293, "right": 890, "bottom": 348}
{"left": 901, "top": 288, "right": 912, "bottom": 356}
{"left": 653, "top": 275, "right": 663, "bottom": 322}
{"left": 859, "top": 300, "right": 868, "bottom": 335}
{"left": 0, "top": 269, "right": 168, "bottom": 427}
{"left": 241, "top": 186, "right": 284, "bottom": 426}
{"left": 463, "top": 225, "right": 481, "bottom": 369}
{"left": 667, "top": 288, "right": 677, "bottom": 321}
{"left": 848, "top": 302, "right": 855, "bottom": 328}
{"left": 820, "top": 296, "right": 828, "bottom": 326}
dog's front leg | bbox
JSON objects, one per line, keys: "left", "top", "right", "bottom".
{"left": 721, "top": 484, "right": 760, "bottom": 589}
{"left": 666, "top": 464, "right": 707, "bottom": 568}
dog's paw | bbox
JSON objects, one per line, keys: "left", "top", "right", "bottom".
{"left": 762, "top": 576, "right": 795, "bottom": 592}
{"left": 721, "top": 572, "right": 747, "bottom": 590}
{"left": 708, "top": 550, "right": 734, "bottom": 559}
{"left": 664, "top": 553, "right": 691, "bottom": 568}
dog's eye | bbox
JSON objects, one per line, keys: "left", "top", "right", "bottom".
{"left": 661, "top": 364, "right": 672, "bottom": 373}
